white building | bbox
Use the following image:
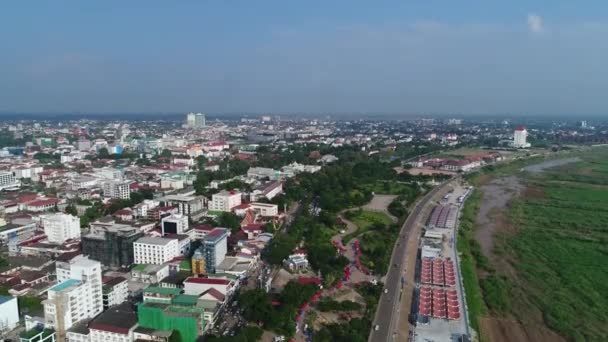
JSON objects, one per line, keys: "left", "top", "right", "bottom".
{"left": 133, "top": 237, "right": 179, "bottom": 265}
{"left": 0, "top": 295, "right": 19, "bottom": 334}
{"left": 102, "top": 277, "right": 129, "bottom": 310}
{"left": 209, "top": 190, "right": 242, "bottom": 212}
{"left": 513, "top": 126, "right": 531, "bottom": 148}
{"left": 183, "top": 277, "right": 234, "bottom": 296}
{"left": 186, "top": 112, "right": 206, "bottom": 128}
{"left": 0, "top": 171, "right": 20, "bottom": 190}
{"left": 250, "top": 202, "right": 279, "bottom": 216}
{"left": 44, "top": 256, "right": 103, "bottom": 338}
{"left": 41, "top": 213, "right": 81, "bottom": 244}
{"left": 102, "top": 180, "right": 132, "bottom": 200}
{"left": 161, "top": 213, "right": 189, "bottom": 235}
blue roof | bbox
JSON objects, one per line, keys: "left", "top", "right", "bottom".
{"left": 50, "top": 279, "right": 81, "bottom": 292}
{"left": 0, "top": 295, "right": 15, "bottom": 304}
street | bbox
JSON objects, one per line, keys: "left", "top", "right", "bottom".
{"left": 369, "top": 178, "right": 456, "bottom": 342}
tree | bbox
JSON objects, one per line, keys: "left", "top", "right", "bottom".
{"left": 216, "top": 212, "right": 241, "bottom": 232}
{"left": 65, "top": 205, "right": 78, "bottom": 216}
{"left": 193, "top": 171, "right": 210, "bottom": 195}
{"left": 98, "top": 147, "right": 109, "bottom": 158}
{"left": 239, "top": 289, "right": 273, "bottom": 322}
{"left": 161, "top": 149, "right": 172, "bottom": 158}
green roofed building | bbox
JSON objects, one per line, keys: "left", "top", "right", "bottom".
{"left": 138, "top": 301, "right": 205, "bottom": 342}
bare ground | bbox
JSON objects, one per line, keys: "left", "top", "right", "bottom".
{"left": 476, "top": 175, "right": 525, "bottom": 259}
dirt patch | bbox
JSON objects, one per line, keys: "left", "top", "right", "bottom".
{"left": 522, "top": 185, "right": 546, "bottom": 200}
{"left": 522, "top": 157, "right": 580, "bottom": 173}
{"left": 479, "top": 316, "right": 566, "bottom": 342}
{"left": 476, "top": 176, "right": 525, "bottom": 259}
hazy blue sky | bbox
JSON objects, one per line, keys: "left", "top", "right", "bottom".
{"left": 1, "top": 1, "right": 608, "bottom": 115}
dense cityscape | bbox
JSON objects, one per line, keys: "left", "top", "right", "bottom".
{"left": 3, "top": 2, "right": 608, "bottom": 342}
{"left": 0, "top": 113, "right": 605, "bottom": 342}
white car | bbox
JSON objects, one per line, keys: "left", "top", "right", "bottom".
{"left": 374, "top": 325, "right": 380, "bottom": 331}
{"left": 384, "top": 288, "right": 388, "bottom": 294}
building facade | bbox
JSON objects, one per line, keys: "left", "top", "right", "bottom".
{"left": 161, "top": 213, "right": 188, "bottom": 235}
{"left": 202, "top": 228, "right": 229, "bottom": 274}
{"left": 44, "top": 256, "right": 103, "bottom": 340}
{"left": 209, "top": 191, "right": 241, "bottom": 212}
{"left": 102, "top": 180, "right": 131, "bottom": 200}
{"left": 41, "top": 213, "right": 81, "bottom": 244}
{"left": 0, "top": 295, "right": 19, "bottom": 334}
{"left": 134, "top": 237, "right": 179, "bottom": 265}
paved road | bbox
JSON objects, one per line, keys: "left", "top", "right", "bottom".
{"left": 369, "top": 179, "right": 455, "bottom": 342}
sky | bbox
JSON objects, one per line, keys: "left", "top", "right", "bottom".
{"left": 1, "top": 1, "right": 608, "bottom": 116}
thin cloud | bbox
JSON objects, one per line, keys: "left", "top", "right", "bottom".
{"left": 527, "top": 13, "right": 544, "bottom": 33}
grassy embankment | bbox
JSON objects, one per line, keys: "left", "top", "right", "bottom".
{"left": 503, "top": 154, "right": 608, "bottom": 341}
{"left": 462, "top": 148, "right": 608, "bottom": 341}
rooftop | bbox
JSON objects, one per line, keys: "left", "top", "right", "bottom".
{"left": 135, "top": 236, "right": 175, "bottom": 246}
{"left": 89, "top": 302, "right": 138, "bottom": 335}
{"left": 204, "top": 228, "right": 229, "bottom": 242}
{"left": 144, "top": 286, "right": 182, "bottom": 296}
{"left": 184, "top": 277, "right": 230, "bottom": 285}
{"left": 0, "top": 295, "right": 16, "bottom": 305}
{"left": 50, "top": 279, "right": 81, "bottom": 292}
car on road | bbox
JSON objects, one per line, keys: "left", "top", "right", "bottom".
{"left": 374, "top": 324, "right": 380, "bottom": 331}
{"left": 384, "top": 288, "right": 388, "bottom": 294}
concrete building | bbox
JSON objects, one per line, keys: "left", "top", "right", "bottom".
{"left": 183, "top": 277, "right": 234, "bottom": 296}
{"left": 201, "top": 228, "right": 229, "bottom": 274}
{"left": 186, "top": 112, "right": 206, "bottom": 128}
{"left": 0, "top": 171, "right": 20, "bottom": 190}
{"left": 162, "top": 194, "right": 206, "bottom": 217}
{"left": 0, "top": 295, "right": 19, "bottom": 334}
{"left": 102, "top": 180, "right": 131, "bottom": 200}
{"left": 161, "top": 213, "right": 188, "bottom": 235}
{"left": 88, "top": 302, "right": 138, "bottom": 342}
{"left": 247, "top": 167, "right": 281, "bottom": 180}
{"left": 249, "top": 181, "right": 283, "bottom": 201}
{"left": 102, "top": 277, "right": 128, "bottom": 310}
{"left": 41, "top": 213, "right": 81, "bottom": 244}
{"left": 134, "top": 237, "right": 179, "bottom": 265}
{"left": 82, "top": 224, "right": 143, "bottom": 268}
{"left": 192, "top": 249, "right": 206, "bottom": 276}
{"left": 0, "top": 221, "right": 37, "bottom": 244}
{"left": 250, "top": 202, "right": 278, "bottom": 216}
{"left": 513, "top": 126, "right": 531, "bottom": 148}
{"left": 44, "top": 256, "right": 103, "bottom": 340}
{"left": 209, "top": 190, "right": 241, "bottom": 212}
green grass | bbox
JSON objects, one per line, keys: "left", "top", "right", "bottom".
{"left": 469, "top": 147, "right": 608, "bottom": 342}
{"left": 343, "top": 210, "right": 392, "bottom": 243}
{"left": 505, "top": 177, "right": 608, "bottom": 341}
{"left": 456, "top": 189, "right": 487, "bottom": 333}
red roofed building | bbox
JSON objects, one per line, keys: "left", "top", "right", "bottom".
{"left": 88, "top": 302, "right": 138, "bottom": 339}
{"left": 25, "top": 198, "right": 60, "bottom": 212}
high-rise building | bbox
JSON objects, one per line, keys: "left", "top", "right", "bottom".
{"left": 0, "top": 171, "right": 20, "bottom": 190}
{"left": 41, "top": 213, "right": 81, "bottom": 244}
{"left": 102, "top": 180, "right": 132, "bottom": 200}
{"left": 44, "top": 256, "right": 103, "bottom": 340}
{"left": 186, "top": 112, "right": 206, "bottom": 128}
{"left": 202, "top": 228, "right": 229, "bottom": 274}
{"left": 513, "top": 126, "right": 530, "bottom": 148}
{"left": 82, "top": 224, "right": 143, "bottom": 268}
